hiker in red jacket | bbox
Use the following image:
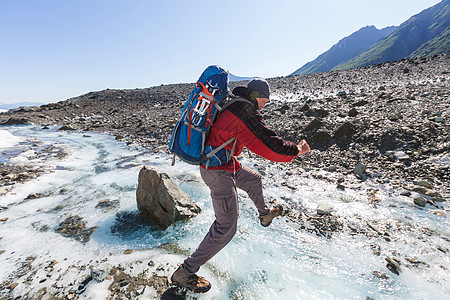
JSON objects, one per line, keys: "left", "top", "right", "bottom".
{"left": 171, "top": 78, "right": 310, "bottom": 293}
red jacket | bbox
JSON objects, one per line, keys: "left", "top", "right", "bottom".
{"left": 202, "top": 92, "right": 299, "bottom": 172}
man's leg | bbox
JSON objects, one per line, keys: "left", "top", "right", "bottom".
{"left": 235, "top": 165, "right": 270, "bottom": 216}
{"left": 182, "top": 168, "right": 238, "bottom": 274}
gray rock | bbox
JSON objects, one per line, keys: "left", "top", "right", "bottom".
{"left": 352, "top": 100, "right": 369, "bottom": 107}
{"left": 385, "top": 256, "right": 401, "bottom": 275}
{"left": 348, "top": 108, "right": 359, "bottom": 117}
{"left": 304, "top": 118, "right": 324, "bottom": 132}
{"left": 58, "top": 125, "right": 75, "bottom": 131}
{"left": 354, "top": 162, "right": 367, "bottom": 177}
{"left": 413, "top": 180, "right": 434, "bottom": 189}
{"left": 300, "top": 103, "right": 310, "bottom": 112}
{"left": 337, "top": 184, "right": 345, "bottom": 191}
{"left": 317, "top": 203, "right": 333, "bottom": 216}
{"left": 91, "top": 263, "right": 111, "bottom": 282}
{"left": 336, "top": 91, "right": 347, "bottom": 98}
{"left": 136, "top": 166, "right": 201, "bottom": 229}
{"left": 328, "top": 165, "right": 337, "bottom": 172}
{"left": 398, "top": 155, "right": 411, "bottom": 162}
{"left": 413, "top": 197, "right": 427, "bottom": 207}
{"left": 432, "top": 196, "right": 446, "bottom": 203}
{"left": 389, "top": 114, "right": 400, "bottom": 121}
{"left": 334, "top": 121, "right": 355, "bottom": 142}
{"left": 308, "top": 130, "right": 332, "bottom": 149}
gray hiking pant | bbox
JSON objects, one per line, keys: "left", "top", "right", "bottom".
{"left": 183, "top": 165, "right": 270, "bottom": 274}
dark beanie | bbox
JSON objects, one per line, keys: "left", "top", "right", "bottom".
{"left": 247, "top": 78, "right": 270, "bottom": 99}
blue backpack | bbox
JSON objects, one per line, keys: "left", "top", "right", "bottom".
{"left": 169, "top": 65, "right": 238, "bottom": 168}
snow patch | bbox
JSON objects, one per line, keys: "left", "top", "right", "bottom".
{"left": 0, "top": 129, "right": 22, "bottom": 149}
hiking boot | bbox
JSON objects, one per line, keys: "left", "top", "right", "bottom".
{"left": 259, "top": 204, "right": 283, "bottom": 227}
{"left": 170, "top": 265, "right": 211, "bottom": 293}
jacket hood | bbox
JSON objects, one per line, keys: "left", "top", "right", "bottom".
{"left": 232, "top": 86, "right": 259, "bottom": 108}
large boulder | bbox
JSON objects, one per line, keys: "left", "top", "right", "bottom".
{"left": 308, "top": 130, "right": 332, "bottom": 149}
{"left": 136, "top": 166, "right": 201, "bottom": 229}
{"left": 334, "top": 121, "right": 356, "bottom": 143}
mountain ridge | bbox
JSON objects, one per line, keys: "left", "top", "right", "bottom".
{"left": 291, "top": 25, "right": 397, "bottom": 76}
{"left": 336, "top": 0, "right": 449, "bottom": 70}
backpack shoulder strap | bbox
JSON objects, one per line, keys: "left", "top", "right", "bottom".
{"left": 220, "top": 96, "right": 252, "bottom": 111}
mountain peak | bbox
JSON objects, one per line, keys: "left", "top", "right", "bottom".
{"left": 291, "top": 1, "right": 449, "bottom": 76}
{"left": 335, "top": 0, "right": 450, "bottom": 70}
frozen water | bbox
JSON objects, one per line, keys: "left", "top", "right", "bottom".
{"left": 0, "top": 126, "right": 448, "bottom": 299}
{"left": 0, "top": 129, "right": 22, "bottom": 148}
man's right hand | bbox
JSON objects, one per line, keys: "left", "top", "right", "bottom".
{"left": 297, "top": 139, "right": 310, "bottom": 155}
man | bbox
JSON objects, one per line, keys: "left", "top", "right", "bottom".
{"left": 171, "top": 78, "right": 310, "bottom": 293}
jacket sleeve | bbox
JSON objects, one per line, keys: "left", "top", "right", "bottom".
{"left": 231, "top": 102, "right": 299, "bottom": 162}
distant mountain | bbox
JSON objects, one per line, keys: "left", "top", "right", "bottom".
{"left": 0, "top": 102, "right": 45, "bottom": 110}
{"left": 291, "top": 25, "right": 397, "bottom": 75}
{"left": 228, "top": 73, "right": 257, "bottom": 82}
{"left": 336, "top": 0, "right": 450, "bottom": 70}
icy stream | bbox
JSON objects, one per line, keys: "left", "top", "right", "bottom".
{"left": 0, "top": 126, "right": 448, "bottom": 299}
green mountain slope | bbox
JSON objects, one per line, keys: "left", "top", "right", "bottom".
{"left": 335, "top": 0, "right": 449, "bottom": 70}
{"left": 291, "top": 26, "right": 396, "bottom": 76}
{"left": 409, "top": 26, "right": 450, "bottom": 57}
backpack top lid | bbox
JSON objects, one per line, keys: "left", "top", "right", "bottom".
{"left": 197, "top": 65, "right": 229, "bottom": 102}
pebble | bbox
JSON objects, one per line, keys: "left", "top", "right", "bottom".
{"left": 8, "top": 283, "right": 19, "bottom": 290}
{"left": 405, "top": 257, "right": 430, "bottom": 267}
{"left": 25, "top": 193, "right": 42, "bottom": 200}
{"left": 432, "top": 196, "right": 446, "bottom": 203}
{"left": 372, "top": 270, "right": 388, "bottom": 279}
{"left": 337, "top": 184, "right": 345, "bottom": 191}
{"left": 437, "top": 246, "right": 448, "bottom": 253}
{"left": 95, "top": 199, "right": 120, "bottom": 211}
{"left": 424, "top": 190, "right": 441, "bottom": 197}
{"left": 432, "top": 211, "right": 446, "bottom": 217}
{"left": 91, "top": 264, "right": 111, "bottom": 282}
{"left": 385, "top": 256, "right": 401, "bottom": 275}
{"left": 58, "top": 125, "right": 75, "bottom": 131}
{"left": 413, "top": 180, "right": 434, "bottom": 189}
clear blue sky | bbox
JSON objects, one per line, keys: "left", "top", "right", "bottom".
{"left": 0, "top": 0, "right": 442, "bottom": 104}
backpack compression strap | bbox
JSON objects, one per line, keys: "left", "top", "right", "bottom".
{"left": 204, "top": 137, "right": 236, "bottom": 169}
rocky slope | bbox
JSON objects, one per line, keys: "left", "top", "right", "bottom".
{"left": 1, "top": 54, "right": 449, "bottom": 198}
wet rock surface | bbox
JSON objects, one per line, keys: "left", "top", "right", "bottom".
{"left": 0, "top": 138, "right": 68, "bottom": 191}
{"left": 55, "top": 215, "right": 98, "bottom": 243}
{"left": 0, "top": 253, "right": 179, "bottom": 300}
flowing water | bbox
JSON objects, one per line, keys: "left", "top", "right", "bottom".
{"left": 0, "top": 126, "right": 448, "bottom": 299}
